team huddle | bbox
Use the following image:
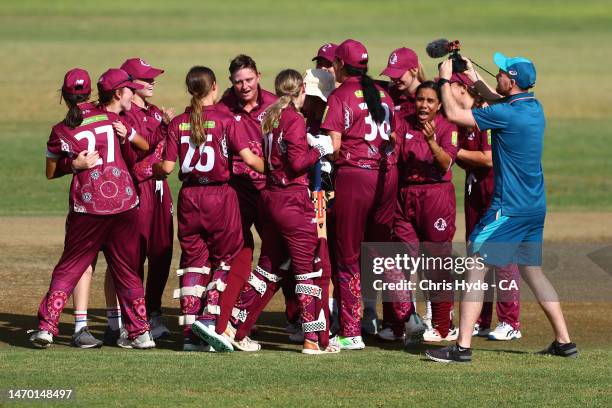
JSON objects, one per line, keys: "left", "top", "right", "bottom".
{"left": 30, "top": 38, "right": 577, "bottom": 361}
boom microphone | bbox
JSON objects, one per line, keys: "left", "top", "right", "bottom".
{"left": 426, "top": 39, "right": 451, "bottom": 58}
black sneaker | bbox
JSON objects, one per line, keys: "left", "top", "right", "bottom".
{"left": 425, "top": 344, "right": 472, "bottom": 363}
{"left": 537, "top": 341, "right": 578, "bottom": 358}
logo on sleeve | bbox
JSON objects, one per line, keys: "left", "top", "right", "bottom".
{"left": 434, "top": 218, "right": 447, "bottom": 231}
{"left": 487, "top": 129, "right": 492, "bottom": 145}
{"left": 405, "top": 133, "right": 414, "bottom": 140}
{"left": 451, "top": 131, "right": 458, "bottom": 146}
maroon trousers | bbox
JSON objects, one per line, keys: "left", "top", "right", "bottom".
{"left": 137, "top": 178, "right": 173, "bottom": 315}
{"left": 176, "top": 185, "right": 243, "bottom": 337}
{"left": 389, "top": 182, "right": 456, "bottom": 337}
{"left": 38, "top": 208, "right": 149, "bottom": 340}
{"left": 333, "top": 166, "right": 397, "bottom": 337}
{"left": 233, "top": 185, "right": 328, "bottom": 343}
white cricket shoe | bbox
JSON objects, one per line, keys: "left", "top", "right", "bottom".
{"left": 376, "top": 327, "right": 405, "bottom": 342}
{"left": 330, "top": 335, "right": 365, "bottom": 350}
{"left": 29, "top": 330, "right": 53, "bottom": 348}
{"left": 149, "top": 312, "right": 171, "bottom": 340}
{"left": 224, "top": 324, "right": 261, "bottom": 352}
{"left": 472, "top": 323, "right": 492, "bottom": 337}
{"left": 117, "top": 331, "right": 156, "bottom": 349}
{"left": 488, "top": 322, "right": 522, "bottom": 341}
{"left": 192, "top": 320, "right": 234, "bottom": 352}
{"left": 423, "top": 327, "right": 458, "bottom": 342}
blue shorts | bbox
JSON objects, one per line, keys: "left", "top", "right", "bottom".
{"left": 468, "top": 207, "right": 545, "bottom": 266}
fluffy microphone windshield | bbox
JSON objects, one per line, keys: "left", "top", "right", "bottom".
{"left": 426, "top": 39, "right": 450, "bottom": 58}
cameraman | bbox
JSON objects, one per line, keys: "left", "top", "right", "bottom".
{"left": 426, "top": 54, "right": 577, "bottom": 363}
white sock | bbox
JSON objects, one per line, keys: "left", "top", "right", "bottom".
{"left": 106, "top": 308, "right": 122, "bottom": 331}
{"left": 425, "top": 301, "right": 432, "bottom": 319}
{"left": 74, "top": 310, "right": 88, "bottom": 333}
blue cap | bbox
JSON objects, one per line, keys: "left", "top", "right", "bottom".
{"left": 493, "top": 52, "right": 536, "bottom": 89}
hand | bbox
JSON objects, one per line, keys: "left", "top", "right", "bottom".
{"left": 461, "top": 56, "right": 478, "bottom": 82}
{"left": 439, "top": 59, "right": 453, "bottom": 80}
{"left": 72, "top": 150, "right": 100, "bottom": 170}
{"left": 152, "top": 162, "right": 167, "bottom": 180}
{"left": 162, "top": 107, "right": 175, "bottom": 125}
{"left": 308, "top": 134, "right": 333, "bottom": 157}
{"left": 422, "top": 121, "right": 436, "bottom": 142}
{"left": 112, "top": 120, "right": 128, "bottom": 140}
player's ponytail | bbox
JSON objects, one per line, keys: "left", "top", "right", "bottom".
{"left": 345, "top": 64, "right": 385, "bottom": 124}
{"left": 62, "top": 91, "right": 89, "bottom": 129}
{"left": 185, "top": 66, "right": 216, "bottom": 147}
{"left": 261, "top": 69, "right": 303, "bottom": 134}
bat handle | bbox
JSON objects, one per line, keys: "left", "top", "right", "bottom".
{"left": 313, "top": 160, "right": 322, "bottom": 192}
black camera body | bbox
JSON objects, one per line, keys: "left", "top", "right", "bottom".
{"left": 427, "top": 39, "right": 468, "bottom": 74}
{"left": 447, "top": 40, "right": 468, "bottom": 73}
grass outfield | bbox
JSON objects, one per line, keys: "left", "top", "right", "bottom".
{"left": 1, "top": 1, "right": 612, "bottom": 406}
{"left": 0, "top": 0, "right": 611, "bottom": 214}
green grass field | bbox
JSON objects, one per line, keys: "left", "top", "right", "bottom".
{"left": 1, "top": 0, "right": 611, "bottom": 406}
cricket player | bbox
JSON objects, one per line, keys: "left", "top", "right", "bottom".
{"left": 378, "top": 46, "right": 427, "bottom": 341}
{"left": 31, "top": 68, "right": 154, "bottom": 349}
{"left": 392, "top": 81, "right": 458, "bottom": 344}
{"left": 426, "top": 55, "right": 577, "bottom": 362}
{"left": 119, "top": 57, "right": 175, "bottom": 340}
{"left": 322, "top": 39, "right": 397, "bottom": 350}
{"left": 213, "top": 55, "right": 278, "bottom": 340}
{"left": 153, "top": 66, "right": 264, "bottom": 352}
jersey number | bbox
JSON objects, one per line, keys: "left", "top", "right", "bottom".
{"left": 181, "top": 135, "right": 215, "bottom": 173}
{"left": 363, "top": 102, "right": 391, "bottom": 141}
{"left": 74, "top": 125, "right": 115, "bottom": 165}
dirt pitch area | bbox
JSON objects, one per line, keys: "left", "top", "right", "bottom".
{"left": 1, "top": 213, "right": 611, "bottom": 350}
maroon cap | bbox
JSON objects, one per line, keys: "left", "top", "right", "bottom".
{"left": 335, "top": 39, "right": 368, "bottom": 69}
{"left": 312, "top": 43, "right": 338, "bottom": 63}
{"left": 120, "top": 58, "right": 164, "bottom": 80}
{"left": 380, "top": 48, "right": 419, "bottom": 78}
{"left": 62, "top": 68, "right": 91, "bottom": 95}
{"left": 97, "top": 68, "right": 145, "bottom": 92}
{"left": 450, "top": 72, "right": 474, "bottom": 87}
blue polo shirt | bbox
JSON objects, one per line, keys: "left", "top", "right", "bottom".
{"left": 472, "top": 92, "right": 546, "bottom": 216}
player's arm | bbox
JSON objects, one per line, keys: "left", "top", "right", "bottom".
{"left": 327, "top": 130, "right": 341, "bottom": 161}
{"left": 439, "top": 60, "right": 477, "bottom": 128}
{"left": 239, "top": 147, "right": 264, "bottom": 173}
{"left": 457, "top": 149, "right": 492, "bottom": 168}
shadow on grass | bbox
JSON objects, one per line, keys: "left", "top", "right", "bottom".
{"left": 0, "top": 308, "right": 302, "bottom": 352}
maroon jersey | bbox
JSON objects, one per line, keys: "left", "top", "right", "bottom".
{"left": 321, "top": 77, "right": 395, "bottom": 170}
{"left": 263, "top": 106, "right": 320, "bottom": 188}
{"left": 218, "top": 86, "right": 277, "bottom": 190}
{"left": 121, "top": 103, "right": 167, "bottom": 181}
{"left": 46, "top": 106, "right": 139, "bottom": 215}
{"left": 165, "top": 105, "right": 248, "bottom": 186}
{"left": 394, "top": 112, "right": 458, "bottom": 184}
{"left": 458, "top": 126, "right": 494, "bottom": 200}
